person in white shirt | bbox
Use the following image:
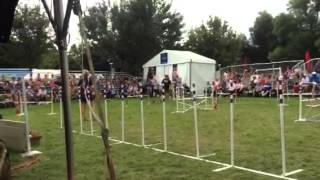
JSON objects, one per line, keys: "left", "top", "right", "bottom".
{"left": 227, "top": 80, "right": 236, "bottom": 94}
{"left": 299, "top": 75, "right": 309, "bottom": 92}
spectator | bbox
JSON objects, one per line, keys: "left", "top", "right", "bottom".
{"left": 161, "top": 75, "right": 171, "bottom": 97}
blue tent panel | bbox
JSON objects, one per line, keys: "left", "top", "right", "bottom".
{"left": 0, "top": 68, "right": 31, "bottom": 77}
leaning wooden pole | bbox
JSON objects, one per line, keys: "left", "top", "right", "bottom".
{"left": 75, "top": 1, "right": 116, "bottom": 179}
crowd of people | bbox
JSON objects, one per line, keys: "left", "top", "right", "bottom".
{"left": 144, "top": 67, "right": 320, "bottom": 98}
{"left": 1, "top": 66, "right": 320, "bottom": 112}
{"left": 0, "top": 72, "right": 144, "bottom": 111}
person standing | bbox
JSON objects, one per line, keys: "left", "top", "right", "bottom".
{"left": 161, "top": 75, "right": 171, "bottom": 98}
{"left": 78, "top": 70, "right": 94, "bottom": 121}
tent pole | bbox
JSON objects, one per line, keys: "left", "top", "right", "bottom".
{"left": 53, "top": 0, "right": 75, "bottom": 179}
{"left": 189, "top": 59, "right": 192, "bottom": 89}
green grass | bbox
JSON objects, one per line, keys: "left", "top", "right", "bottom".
{"left": 1, "top": 97, "right": 320, "bottom": 180}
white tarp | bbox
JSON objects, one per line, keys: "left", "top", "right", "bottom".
{"left": 143, "top": 50, "right": 216, "bottom": 94}
{"left": 24, "top": 69, "right": 61, "bottom": 80}
{"left": 191, "top": 63, "right": 215, "bottom": 94}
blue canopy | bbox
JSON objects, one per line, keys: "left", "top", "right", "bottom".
{"left": 0, "top": 68, "right": 31, "bottom": 78}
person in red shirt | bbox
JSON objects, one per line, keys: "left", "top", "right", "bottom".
{"left": 293, "top": 82, "right": 300, "bottom": 93}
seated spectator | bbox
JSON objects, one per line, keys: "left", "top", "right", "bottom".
{"left": 293, "top": 82, "right": 300, "bottom": 93}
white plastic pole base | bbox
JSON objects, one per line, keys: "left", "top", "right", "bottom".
{"left": 22, "top": 150, "right": 42, "bottom": 158}
{"left": 17, "top": 113, "right": 25, "bottom": 116}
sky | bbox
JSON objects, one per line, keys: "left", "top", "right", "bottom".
{"left": 28, "top": 0, "right": 289, "bottom": 45}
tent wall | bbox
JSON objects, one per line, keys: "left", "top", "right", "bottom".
{"left": 143, "top": 62, "right": 216, "bottom": 94}
{"left": 24, "top": 69, "right": 60, "bottom": 80}
{"left": 177, "top": 63, "right": 190, "bottom": 87}
{"left": 154, "top": 64, "right": 173, "bottom": 83}
{"left": 190, "top": 63, "right": 215, "bottom": 95}
{"left": 143, "top": 67, "right": 148, "bottom": 80}
{"left": 142, "top": 50, "right": 217, "bottom": 93}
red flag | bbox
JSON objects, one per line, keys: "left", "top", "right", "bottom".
{"left": 305, "top": 50, "right": 313, "bottom": 73}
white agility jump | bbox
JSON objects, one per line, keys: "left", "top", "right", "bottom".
{"left": 47, "top": 90, "right": 57, "bottom": 116}
{"left": 76, "top": 87, "right": 96, "bottom": 136}
{"left": 296, "top": 87, "right": 320, "bottom": 122}
{"left": 71, "top": 88, "right": 304, "bottom": 180}
{"left": 173, "top": 84, "right": 214, "bottom": 113}
{"left": 0, "top": 69, "right": 41, "bottom": 157}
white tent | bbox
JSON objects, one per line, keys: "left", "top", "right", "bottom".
{"left": 24, "top": 69, "right": 61, "bottom": 80}
{"left": 143, "top": 50, "right": 216, "bottom": 94}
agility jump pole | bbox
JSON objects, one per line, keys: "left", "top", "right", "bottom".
{"left": 162, "top": 88, "right": 168, "bottom": 151}
{"left": 140, "top": 94, "right": 145, "bottom": 146}
{"left": 59, "top": 87, "right": 63, "bottom": 129}
{"left": 103, "top": 88, "right": 109, "bottom": 129}
{"left": 48, "top": 89, "right": 57, "bottom": 115}
{"left": 78, "top": 87, "right": 83, "bottom": 134}
{"left": 121, "top": 92, "right": 125, "bottom": 142}
{"left": 212, "top": 93, "right": 303, "bottom": 179}
{"left": 87, "top": 89, "right": 94, "bottom": 136}
{"left": 17, "top": 91, "right": 24, "bottom": 116}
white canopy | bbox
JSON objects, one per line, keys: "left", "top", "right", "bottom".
{"left": 143, "top": 50, "right": 216, "bottom": 94}
{"left": 143, "top": 50, "right": 216, "bottom": 68}
{"left": 24, "top": 69, "right": 61, "bottom": 80}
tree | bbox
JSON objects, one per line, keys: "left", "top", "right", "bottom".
{"left": 68, "top": 44, "right": 84, "bottom": 70}
{"left": 268, "top": 0, "right": 320, "bottom": 61}
{"left": 83, "top": 0, "right": 184, "bottom": 74}
{"left": 268, "top": 13, "right": 303, "bottom": 60}
{"left": 0, "top": 5, "right": 54, "bottom": 68}
{"left": 184, "top": 16, "right": 246, "bottom": 66}
{"left": 288, "top": 0, "right": 320, "bottom": 31}
{"left": 249, "top": 11, "right": 276, "bottom": 62}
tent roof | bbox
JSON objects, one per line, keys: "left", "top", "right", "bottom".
{"left": 143, "top": 50, "right": 216, "bottom": 68}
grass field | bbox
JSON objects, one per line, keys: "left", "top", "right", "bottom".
{"left": 1, "top": 96, "right": 320, "bottom": 180}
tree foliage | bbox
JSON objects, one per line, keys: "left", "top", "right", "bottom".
{"left": 83, "top": 0, "right": 184, "bottom": 75}
{"left": 248, "top": 0, "right": 320, "bottom": 62}
{"left": 249, "top": 11, "right": 276, "bottom": 62}
{"left": 0, "top": 5, "right": 54, "bottom": 68}
{"left": 184, "top": 16, "right": 246, "bottom": 66}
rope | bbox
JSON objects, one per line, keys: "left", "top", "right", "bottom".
{"left": 75, "top": 1, "right": 116, "bottom": 179}
{"left": 11, "top": 156, "right": 41, "bottom": 175}
{"left": 82, "top": 85, "right": 103, "bottom": 127}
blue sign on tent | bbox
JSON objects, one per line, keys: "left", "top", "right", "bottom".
{"left": 160, "top": 53, "right": 168, "bottom": 64}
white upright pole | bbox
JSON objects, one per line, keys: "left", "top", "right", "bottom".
{"left": 230, "top": 94, "right": 234, "bottom": 166}
{"left": 279, "top": 93, "right": 287, "bottom": 176}
{"left": 104, "top": 89, "right": 109, "bottom": 129}
{"left": 162, "top": 91, "right": 167, "bottom": 151}
{"left": 193, "top": 94, "right": 200, "bottom": 157}
{"left": 104, "top": 99, "right": 109, "bottom": 129}
{"left": 87, "top": 90, "right": 93, "bottom": 136}
{"left": 49, "top": 90, "right": 55, "bottom": 115}
{"left": 22, "top": 79, "right": 31, "bottom": 153}
{"left": 176, "top": 87, "right": 179, "bottom": 112}
{"left": 121, "top": 94, "right": 125, "bottom": 142}
{"left": 59, "top": 87, "right": 63, "bottom": 129}
{"left": 312, "top": 83, "right": 316, "bottom": 106}
{"left": 211, "top": 86, "right": 214, "bottom": 109}
{"left": 182, "top": 87, "right": 185, "bottom": 111}
{"left": 298, "top": 89, "right": 303, "bottom": 121}
{"left": 60, "top": 97, "right": 63, "bottom": 129}
{"left": 89, "top": 102, "right": 93, "bottom": 135}
{"left": 204, "top": 88, "right": 208, "bottom": 109}
{"left": 19, "top": 91, "right": 24, "bottom": 116}
{"left": 78, "top": 88, "right": 83, "bottom": 134}
{"left": 140, "top": 94, "right": 145, "bottom": 146}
